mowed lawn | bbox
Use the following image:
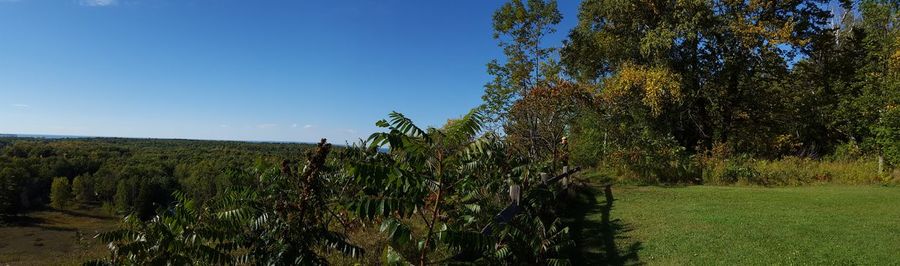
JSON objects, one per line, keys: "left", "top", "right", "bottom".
{"left": 568, "top": 185, "right": 900, "bottom": 265}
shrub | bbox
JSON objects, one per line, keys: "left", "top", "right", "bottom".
{"left": 605, "top": 129, "right": 695, "bottom": 184}
{"left": 722, "top": 156, "right": 759, "bottom": 184}
{"left": 830, "top": 141, "right": 864, "bottom": 161}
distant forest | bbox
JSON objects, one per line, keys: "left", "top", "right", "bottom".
{"left": 0, "top": 137, "right": 316, "bottom": 218}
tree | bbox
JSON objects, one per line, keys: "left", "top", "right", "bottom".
{"left": 114, "top": 179, "right": 130, "bottom": 213}
{"left": 482, "top": 0, "right": 562, "bottom": 130}
{"left": 49, "top": 177, "right": 71, "bottom": 210}
{"left": 561, "top": 0, "right": 832, "bottom": 156}
{"left": 505, "top": 81, "right": 594, "bottom": 165}
{"left": 0, "top": 171, "right": 18, "bottom": 218}
{"left": 133, "top": 180, "right": 159, "bottom": 221}
{"left": 875, "top": 105, "right": 900, "bottom": 166}
{"left": 72, "top": 174, "right": 91, "bottom": 204}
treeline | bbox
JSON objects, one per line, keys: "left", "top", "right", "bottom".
{"left": 482, "top": 0, "right": 899, "bottom": 184}
{"left": 0, "top": 137, "right": 315, "bottom": 219}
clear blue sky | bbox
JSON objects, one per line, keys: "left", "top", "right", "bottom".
{"left": 0, "top": 0, "right": 580, "bottom": 143}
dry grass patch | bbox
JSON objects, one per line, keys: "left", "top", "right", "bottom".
{"left": 0, "top": 208, "right": 117, "bottom": 265}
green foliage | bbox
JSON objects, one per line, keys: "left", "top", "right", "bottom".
{"left": 830, "top": 141, "right": 865, "bottom": 161}
{"left": 568, "top": 107, "right": 606, "bottom": 167}
{"left": 114, "top": 180, "right": 130, "bottom": 214}
{"left": 561, "top": 0, "right": 834, "bottom": 156}
{"left": 91, "top": 140, "right": 363, "bottom": 265}
{"left": 50, "top": 177, "right": 72, "bottom": 210}
{"left": 482, "top": 0, "right": 562, "bottom": 129}
{"left": 72, "top": 174, "right": 91, "bottom": 204}
{"left": 719, "top": 155, "right": 759, "bottom": 185}
{"left": 345, "top": 111, "right": 578, "bottom": 265}
{"left": 505, "top": 82, "right": 593, "bottom": 165}
{"left": 875, "top": 104, "right": 900, "bottom": 166}
{"left": 212, "top": 142, "right": 364, "bottom": 265}
{"left": 492, "top": 215, "right": 573, "bottom": 265}
{"left": 544, "top": 0, "right": 900, "bottom": 184}
{"left": 0, "top": 171, "right": 17, "bottom": 219}
{"left": 347, "top": 110, "right": 489, "bottom": 265}
{"left": 0, "top": 137, "right": 314, "bottom": 215}
{"left": 87, "top": 192, "right": 235, "bottom": 266}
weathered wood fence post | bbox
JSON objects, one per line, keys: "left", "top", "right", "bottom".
{"left": 509, "top": 183, "right": 520, "bottom": 205}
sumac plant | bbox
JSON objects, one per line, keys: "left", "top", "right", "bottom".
{"left": 345, "top": 111, "right": 573, "bottom": 265}
{"left": 346, "top": 110, "right": 505, "bottom": 265}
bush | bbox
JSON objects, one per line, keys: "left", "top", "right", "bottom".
{"left": 604, "top": 129, "right": 696, "bottom": 184}
{"left": 722, "top": 156, "right": 759, "bottom": 184}
{"left": 830, "top": 141, "right": 864, "bottom": 161}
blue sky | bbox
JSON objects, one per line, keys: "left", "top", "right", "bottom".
{"left": 0, "top": 0, "right": 580, "bottom": 143}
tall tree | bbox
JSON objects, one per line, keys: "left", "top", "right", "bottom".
{"left": 114, "top": 179, "right": 130, "bottom": 213}
{"left": 482, "top": 0, "right": 562, "bottom": 131}
{"left": 0, "top": 171, "right": 18, "bottom": 217}
{"left": 857, "top": 0, "right": 900, "bottom": 164}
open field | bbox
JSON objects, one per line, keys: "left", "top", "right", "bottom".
{"left": 0, "top": 209, "right": 117, "bottom": 265}
{"left": 567, "top": 185, "right": 900, "bottom": 265}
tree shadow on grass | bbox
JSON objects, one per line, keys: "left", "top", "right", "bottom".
{"left": 562, "top": 184, "right": 643, "bottom": 266}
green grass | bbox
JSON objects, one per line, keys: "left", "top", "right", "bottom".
{"left": 566, "top": 184, "right": 900, "bottom": 265}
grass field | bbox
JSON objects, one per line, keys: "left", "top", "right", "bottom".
{"left": 0, "top": 209, "right": 116, "bottom": 265}
{"left": 566, "top": 184, "right": 900, "bottom": 265}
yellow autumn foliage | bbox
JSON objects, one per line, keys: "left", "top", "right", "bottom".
{"left": 725, "top": 0, "right": 805, "bottom": 48}
{"left": 603, "top": 62, "right": 682, "bottom": 115}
